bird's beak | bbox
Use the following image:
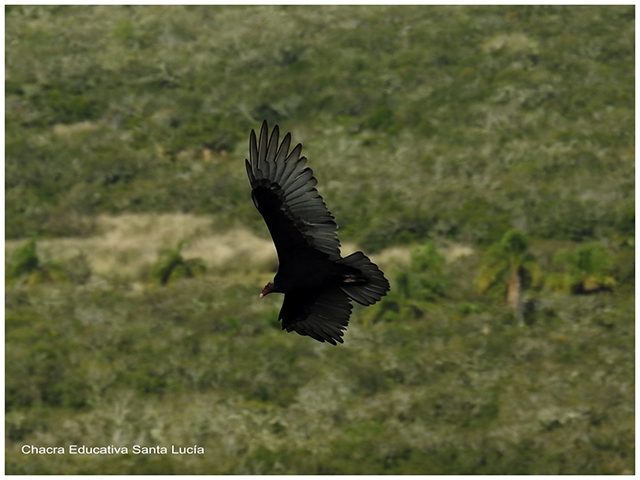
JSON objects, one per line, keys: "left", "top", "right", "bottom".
{"left": 260, "top": 281, "right": 274, "bottom": 298}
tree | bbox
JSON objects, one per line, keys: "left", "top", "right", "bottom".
{"left": 476, "top": 230, "right": 541, "bottom": 325}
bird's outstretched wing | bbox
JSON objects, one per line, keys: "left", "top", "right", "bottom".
{"left": 279, "top": 288, "right": 353, "bottom": 345}
{"left": 245, "top": 121, "right": 341, "bottom": 262}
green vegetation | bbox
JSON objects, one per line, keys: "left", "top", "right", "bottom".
{"left": 6, "top": 5, "right": 634, "bottom": 247}
{"left": 6, "top": 238, "right": 67, "bottom": 286}
{"left": 477, "top": 230, "right": 541, "bottom": 324}
{"left": 150, "top": 241, "right": 206, "bottom": 285}
{"left": 363, "top": 242, "right": 448, "bottom": 325}
{"left": 5, "top": 5, "right": 634, "bottom": 475}
{"left": 547, "top": 243, "right": 617, "bottom": 294}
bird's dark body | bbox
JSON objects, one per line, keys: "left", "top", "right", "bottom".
{"left": 245, "top": 121, "right": 390, "bottom": 345}
{"left": 253, "top": 184, "right": 364, "bottom": 293}
{"left": 275, "top": 251, "right": 363, "bottom": 294}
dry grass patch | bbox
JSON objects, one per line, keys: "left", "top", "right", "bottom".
{"left": 5, "top": 216, "right": 470, "bottom": 284}
{"left": 6, "top": 214, "right": 277, "bottom": 282}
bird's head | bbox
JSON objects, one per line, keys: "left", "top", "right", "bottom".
{"left": 259, "top": 281, "right": 275, "bottom": 298}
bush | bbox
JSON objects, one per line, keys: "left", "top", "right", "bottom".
{"left": 6, "top": 239, "right": 67, "bottom": 286}
{"left": 546, "top": 243, "right": 616, "bottom": 294}
{"left": 150, "top": 241, "right": 206, "bottom": 285}
{"left": 363, "top": 241, "right": 447, "bottom": 324}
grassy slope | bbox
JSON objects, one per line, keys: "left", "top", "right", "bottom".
{"left": 5, "top": 270, "right": 634, "bottom": 474}
{"left": 5, "top": 5, "right": 634, "bottom": 246}
{"left": 5, "top": 5, "right": 635, "bottom": 475}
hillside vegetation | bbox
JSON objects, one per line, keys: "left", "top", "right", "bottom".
{"left": 6, "top": 5, "right": 634, "bottom": 247}
{"left": 5, "top": 5, "right": 634, "bottom": 474}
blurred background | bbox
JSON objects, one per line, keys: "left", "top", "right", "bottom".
{"left": 5, "top": 5, "right": 634, "bottom": 474}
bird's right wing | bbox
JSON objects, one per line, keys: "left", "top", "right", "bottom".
{"left": 279, "top": 288, "right": 353, "bottom": 345}
{"left": 246, "top": 121, "right": 342, "bottom": 262}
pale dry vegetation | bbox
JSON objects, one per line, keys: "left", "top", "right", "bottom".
{"left": 5, "top": 213, "right": 464, "bottom": 286}
{"left": 6, "top": 214, "right": 280, "bottom": 282}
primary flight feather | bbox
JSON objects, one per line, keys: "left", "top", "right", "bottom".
{"left": 246, "top": 121, "right": 390, "bottom": 345}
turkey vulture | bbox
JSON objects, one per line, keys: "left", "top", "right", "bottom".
{"left": 245, "top": 121, "right": 390, "bottom": 345}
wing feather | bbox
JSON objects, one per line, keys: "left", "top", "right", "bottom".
{"left": 275, "top": 132, "right": 291, "bottom": 164}
{"left": 273, "top": 133, "right": 291, "bottom": 185}
{"left": 249, "top": 130, "right": 259, "bottom": 178}
{"left": 245, "top": 159, "right": 255, "bottom": 184}
{"left": 265, "top": 125, "right": 279, "bottom": 165}
{"left": 283, "top": 168, "right": 314, "bottom": 192}
{"left": 279, "top": 146, "right": 303, "bottom": 183}
{"left": 258, "top": 121, "right": 270, "bottom": 177}
{"left": 287, "top": 190, "right": 317, "bottom": 205}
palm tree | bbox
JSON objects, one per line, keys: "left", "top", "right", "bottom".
{"left": 476, "top": 230, "right": 541, "bottom": 325}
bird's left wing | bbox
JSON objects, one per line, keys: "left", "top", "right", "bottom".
{"left": 246, "top": 121, "right": 341, "bottom": 262}
{"left": 279, "top": 288, "right": 353, "bottom": 345}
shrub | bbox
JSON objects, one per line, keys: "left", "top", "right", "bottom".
{"left": 150, "top": 240, "right": 206, "bottom": 285}
{"left": 363, "top": 241, "right": 447, "bottom": 324}
{"left": 546, "top": 243, "right": 616, "bottom": 294}
{"left": 6, "top": 239, "right": 67, "bottom": 286}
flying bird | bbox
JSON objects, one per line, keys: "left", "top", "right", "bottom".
{"left": 245, "top": 121, "right": 390, "bottom": 345}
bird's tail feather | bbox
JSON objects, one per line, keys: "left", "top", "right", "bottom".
{"left": 337, "top": 252, "right": 390, "bottom": 306}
